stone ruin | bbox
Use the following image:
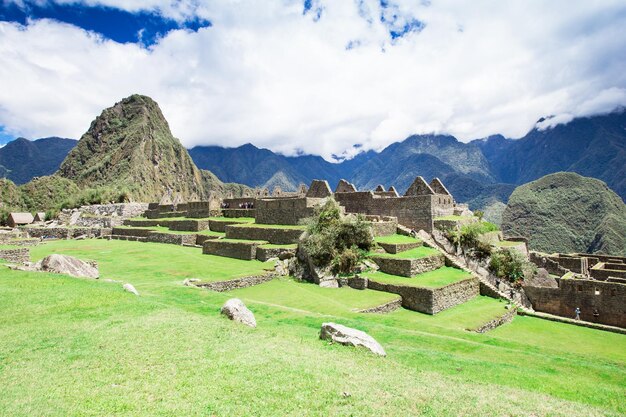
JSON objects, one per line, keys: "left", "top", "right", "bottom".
{"left": 525, "top": 252, "right": 626, "bottom": 328}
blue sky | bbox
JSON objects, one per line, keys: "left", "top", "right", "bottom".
{"left": 1, "top": 0, "right": 625, "bottom": 158}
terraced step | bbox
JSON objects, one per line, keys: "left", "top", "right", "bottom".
{"left": 370, "top": 246, "right": 444, "bottom": 277}
{"left": 256, "top": 244, "right": 298, "bottom": 262}
{"left": 224, "top": 223, "right": 306, "bottom": 245}
{"left": 203, "top": 238, "right": 269, "bottom": 260}
{"left": 375, "top": 234, "right": 423, "bottom": 254}
{"left": 355, "top": 267, "right": 479, "bottom": 314}
{"left": 208, "top": 217, "right": 255, "bottom": 233}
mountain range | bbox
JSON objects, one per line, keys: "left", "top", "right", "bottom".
{"left": 2, "top": 106, "right": 624, "bottom": 208}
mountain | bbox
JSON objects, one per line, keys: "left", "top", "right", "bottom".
{"left": 351, "top": 134, "right": 496, "bottom": 192}
{"left": 189, "top": 143, "right": 375, "bottom": 192}
{"left": 0, "top": 137, "right": 77, "bottom": 184}
{"left": 475, "top": 110, "right": 626, "bottom": 200}
{"left": 501, "top": 172, "right": 626, "bottom": 256}
{"left": 58, "top": 94, "right": 242, "bottom": 202}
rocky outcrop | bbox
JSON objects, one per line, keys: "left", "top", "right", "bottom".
{"left": 36, "top": 254, "right": 99, "bottom": 279}
{"left": 221, "top": 298, "right": 256, "bottom": 328}
{"left": 319, "top": 322, "right": 386, "bottom": 356}
{"left": 524, "top": 268, "right": 558, "bottom": 288}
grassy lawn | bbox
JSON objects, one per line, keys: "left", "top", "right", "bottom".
{"left": 258, "top": 243, "right": 298, "bottom": 249}
{"left": 361, "top": 266, "right": 472, "bottom": 288}
{"left": 29, "top": 239, "right": 273, "bottom": 284}
{"left": 230, "top": 223, "right": 306, "bottom": 230}
{"left": 209, "top": 216, "right": 255, "bottom": 223}
{"left": 370, "top": 246, "right": 440, "bottom": 259}
{"left": 374, "top": 234, "right": 421, "bottom": 244}
{"left": 0, "top": 239, "right": 625, "bottom": 416}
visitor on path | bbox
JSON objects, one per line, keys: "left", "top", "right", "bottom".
{"left": 575, "top": 307, "right": 581, "bottom": 320}
{"left": 593, "top": 308, "right": 599, "bottom": 321}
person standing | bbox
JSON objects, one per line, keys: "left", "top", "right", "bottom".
{"left": 575, "top": 307, "right": 581, "bottom": 320}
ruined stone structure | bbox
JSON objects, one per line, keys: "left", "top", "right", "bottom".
{"left": 527, "top": 251, "right": 626, "bottom": 328}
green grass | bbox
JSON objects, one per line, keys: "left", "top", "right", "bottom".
{"left": 230, "top": 222, "right": 306, "bottom": 230}
{"left": 361, "top": 266, "right": 472, "bottom": 288}
{"left": 209, "top": 216, "right": 255, "bottom": 223}
{"left": 370, "top": 246, "right": 440, "bottom": 259}
{"left": 258, "top": 243, "right": 298, "bottom": 249}
{"left": 29, "top": 239, "right": 273, "bottom": 283}
{"left": 1, "top": 239, "right": 625, "bottom": 416}
{"left": 374, "top": 234, "right": 421, "bottom": 244}
{"left": 216, "top": 238, "right": 270, "bottom": 244}
{"left": 115, "top": 225, "right": 224, "bottom": 237}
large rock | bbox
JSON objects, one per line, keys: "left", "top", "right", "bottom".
{"left": 524, "top": 268, "right": 559, "bottom": 288}
{"left": 319, "top": 322, "right": 386, "bottom": 356}
{"left": 220, "top": 298, "right": 256, "bottom": 328}
{"left": 36, "top": 254, "right": 99, "bottom": 279}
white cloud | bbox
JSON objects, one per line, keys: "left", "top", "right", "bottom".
{"left": 1, "top": 0, "right": 626, "bottom": 160}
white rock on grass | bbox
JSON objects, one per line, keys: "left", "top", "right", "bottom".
{"left": 319, "top": 322, "right": 386, "bottom": 356}
{"left": 220, "top": 298, "right": 256, "bottom": 328}
{"left": 123, "top": 283, "right": 139, "bottom": 296}
{"left": 37, "top": 254, "right": 99, "bottom": 279}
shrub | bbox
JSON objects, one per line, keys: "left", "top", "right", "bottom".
{"left": 302, "top": 199, "right": 374, "bottom": 275}
{"left": 489, "top": 249, "right": 535, "bottom": 287}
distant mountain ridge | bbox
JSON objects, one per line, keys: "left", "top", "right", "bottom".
{"left": 4, "top": 108, "right": 625, "bottom": 207}
{"left": 0, "top": 137, "right": 77, "bottom": 184}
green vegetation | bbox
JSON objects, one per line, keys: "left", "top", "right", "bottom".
{"left": 302, "top": 199, "right": 374, "bottom": 275}
{"left": 258, "top": 243, "right": 298, "bottom": 249}
{"left": 29, "top": 239, "right": 272, "bottom": 283}
{"left": 374, "top": 234, "right": 421, "bottom": 244}
{"left": 371, "top": 246, "right": 439, "bottom": 259}
{"left": 361, "top": 267, "right": 472, "bottom": 288}
{"left": 434, "top": 214, "right": 466, "bottom": 221}
{"left": 230, "top": 222, "right": 306, "bottom": 230}
{"left": 489, "top": 249, "right": 536, "bottom": 287}
{"left": 502, "top": 172, "right": 626, "bottom": 255}
{"left": 0, "top": 239, "right": 625, "bottom": 415}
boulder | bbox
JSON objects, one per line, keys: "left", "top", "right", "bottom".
{"left": 319, "top": 322, "right": 386, "bottom": 356}
{"left": 123, "top": 283, "right": 139, "bottom": 296}
{"left": 183, "top": 278, "right": 200, "bottom": 286}
{"left": 524, "top": 268, "right": 559, "bottom": 288}
{"left": 36, "top": 254, "right": 99, "bottom": 279}
{"left": 220, "top": 298, "right": 256, "bottom": 328}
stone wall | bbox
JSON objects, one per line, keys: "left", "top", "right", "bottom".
{"left": 224, "top": 225, "right": 305, "bottom": 245}
{"left": 430, "top": 278, "right": 479, "bottom": 314}
{"left": 24, "top": 227, "right": 111, "bottom": 239}
{"left": 357, "top": 298, "right": 402, "bottom": 313}
{"left": 524, "top": 278, "right": 626, "bottom": 328}
{"left": 77, "top": 203, "right": 149, "bottom": 218}
{"left": 145, "top": 232, "right": 197, "bottom": 246}
{"left": 123, "top": 219, "right": 171, "bottom": 227}
{"left": 254, "top": 197, "right": 320, "bottom": 225}
{"left": 112, "top": 227, "right": 155, "bottom": 238}
{"left": 256, "top": 245, "right": 297, "bottom": 262}
{"left": 196, "top": 235, "right": 220, "bottom": 246}
{"left": 168, "top": 219, "right": 209, "bottom": 232}
{"left": 209, "top": 219, "right": 249, "bottom": 233}
{"left": 590, "top": 263, "right": 626, "bottom": 280}
{"left": 335, "top": 192, "right": 438, "bottom": 232}
{"left": 369, "top": 219, "right": 397, "bottom": 237}
{"left": 377, "top": 241, "right": 422, "bottom": 254}
{"left": 75, "top": 215, "right": 123, "bottom": 228}
{"left": 473, "top": 307, "right": 517, "bottom": 333}
{"left": 364, "top": 276, "right": 478, "bottom": 314}
{"left": 203, "top": 240, "right": 268, "bottom": 260}
{"left": 193, "top": 274, "right": 275, "bottom": 292}
{"left": 529, "top": 252, "right": 569, "bottom": 276}
{"left": 0, "top": 247, "right": 29, "bottom": 263}
{"left": 223, "top": 209, "right": 255, "bottom": 218}
{"left": 370, "top": 253, "right": 444, "bottom": 277}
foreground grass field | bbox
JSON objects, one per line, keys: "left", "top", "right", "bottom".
{"left": 1, "top": 239, "right": 625, "bottom": 416}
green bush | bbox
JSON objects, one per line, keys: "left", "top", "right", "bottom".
{"left": 302, "top": 199, "right": 374, "bottom": 275}
{"left": 446, "top": 221, "right": 500, "bottom": 248}
{"left": 489, "top": 249, "right": 535, "bottom": 287}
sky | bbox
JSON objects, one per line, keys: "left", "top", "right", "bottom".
{"left": 0, "top": 0, "right": 625, "bottom": 160}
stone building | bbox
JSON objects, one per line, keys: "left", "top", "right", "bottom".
{"left": 527, "top": 252, "right": 626, "bottom": 328}
{"left": 7, "top": 213, "right": 34, "bottom": 228}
